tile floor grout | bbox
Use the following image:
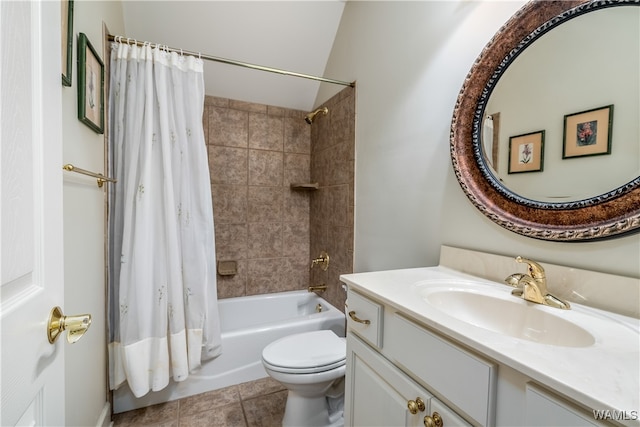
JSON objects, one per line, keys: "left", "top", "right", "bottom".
{"left": 112, "top": 377, "right": 287, "bottom": 427}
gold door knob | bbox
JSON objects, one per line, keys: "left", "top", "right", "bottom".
{"left": 407, "top": 397, "right": 426, "bottom": 414}
{"left": 47, "top": 306, "right": 92, "bottom": 344}
{"left": 423, "top": 412, "right": 443, "bottom": 427}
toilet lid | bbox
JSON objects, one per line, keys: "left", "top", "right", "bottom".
{"left": 262, "top": 330, "right": 346, "bottom": 372}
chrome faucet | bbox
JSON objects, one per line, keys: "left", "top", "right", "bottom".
{"left": 505, "top": 256, "right": 570, "bottom": 310}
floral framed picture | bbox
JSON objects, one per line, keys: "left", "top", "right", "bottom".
{"left": 563, "top": 105, "right": 613, "bottom": 159}
{"left": 77, "top": 33, "right": 104, "bottom": 134}
{"left": 61, "top": 0, "right": 74, "bottom": 86}
{"left": 508, "top": 130, "right": 545, "bottom": 174}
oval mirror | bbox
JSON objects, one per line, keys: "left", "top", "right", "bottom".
{"left": 450, "top": 0, "right": 640, "bottom": 241}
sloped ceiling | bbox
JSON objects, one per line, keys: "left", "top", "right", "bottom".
{"left": 121, "top": 1, "right": 347, "bottom": 112}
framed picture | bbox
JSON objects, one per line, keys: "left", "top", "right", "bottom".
{"left": 508, "top": 130, "right": 545, "bottom": 174}
{"left": 77, "top": 33, "right": 104, "bottom": 134}
{"left": 563, "top": 105, "right": 613, "bottom": 159}
{"left": 61, "top": 0, "right": 74, "bottom": 86}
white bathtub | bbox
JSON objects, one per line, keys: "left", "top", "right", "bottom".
{"left": 113, "top": 290, "right": 345, "bottom": 413}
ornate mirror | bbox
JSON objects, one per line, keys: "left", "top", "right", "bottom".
{"left": 450, "top": 0, "right": 640, "bottom": 241}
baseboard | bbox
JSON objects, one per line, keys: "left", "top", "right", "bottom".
{"left": 96, "top": 401, "right": 112, "bottom": 427}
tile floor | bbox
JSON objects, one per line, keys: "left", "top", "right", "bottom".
{"left": 112, "top": 377, "right": 287, "bottom": 427}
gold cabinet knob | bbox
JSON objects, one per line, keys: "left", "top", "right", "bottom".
{"left": 47, "top": 306, "right": 92, "bottom": 344}
{"left": 348, "top": 311, "right": 371, "bottom": 325}
{"left": 424, "top": 412, "right": 443, "bottom": 427}
{"left": 407, "top": 397, "right": 426, "bottom": 414}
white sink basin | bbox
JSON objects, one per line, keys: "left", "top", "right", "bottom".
{"left": 419, "top": 284, "right": 596, "bottom": 348}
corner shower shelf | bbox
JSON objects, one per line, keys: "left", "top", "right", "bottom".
{"left": 290, "top": 183, "right": 319, "bottom": 191}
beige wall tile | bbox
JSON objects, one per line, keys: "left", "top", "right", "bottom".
{"left": 209, "top": 146, "right": 247, "bottom": 185}
{"left": 248, "top": 186, "right": 283, "bottom": 223}
{"left": 209, "top": 107, "right": 248, "bottom": 147}
{"left": 215, "top": 223, "right": 247, "bottom": 260}
{"left": 212, "top": 184, "right": 247, "bottom": 224}
{"left": 216, "top": 262, "right": 247, "bottom": 299}
{"left": 284, "top": 116, "right": 310, "bottom": 154}
{"left": 248, "top": 113, "right": 284, "bottom": 151}
{"left": 284, "top": 191, "right": 309, "bottom": 223}
{"left": 284, "top": 153, "right": 310, "bottom": 184}
{"left": 248, "top": 222, "right": 283, "bottom": 259}
{"left": 247, "top": 258, "right": 287, "bottom": 295}
{"left": 284, "top": 256, "right": 310, "bottom": 290}
{"left": 283, "top": 222, "right": 309, "bottom": 258}
{"left": 248, "top": 149, "right": 283, "bottom": 186}
{"left": 206, "top": 91, "right": 353, "bottom": 305}
{"left": 229, "top": 99, "right": 266, "bottom": 114}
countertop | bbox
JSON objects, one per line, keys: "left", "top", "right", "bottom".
{"left": 340, "top": 266, "right": 640, "bottom": 426}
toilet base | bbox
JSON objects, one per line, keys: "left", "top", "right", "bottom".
{"left": 282, "top": 391, "right": 344, "bottom": 427}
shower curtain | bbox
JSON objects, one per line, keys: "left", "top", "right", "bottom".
{"left": 107, "top": 40, "right": 222, "bottom": 398}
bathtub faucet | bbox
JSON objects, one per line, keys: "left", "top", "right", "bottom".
{"left": 311, "top": 251, "right": 330, "bottom": 271}
{"left": 308, "top": 284, "right": 327, "bottom": 293}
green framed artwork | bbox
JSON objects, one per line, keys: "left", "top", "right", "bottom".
{"left": 77, "top": 33, "right": 104, "bottom": 134}
{"left": 61, "top": 0, "right": 74, "bottom": 86}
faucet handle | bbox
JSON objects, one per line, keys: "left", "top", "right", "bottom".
{"left": 311, "top": 251, "right": 330, "bottom": 271}
{"left": 515, "top": 256, "right": 546, "bottom": 279}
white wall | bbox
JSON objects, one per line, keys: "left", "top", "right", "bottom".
{"left": 62, "top": 2, "right": 124, "bottom": 426}
{"left": 320, "top": 1, "right": 640, "bottom": 278}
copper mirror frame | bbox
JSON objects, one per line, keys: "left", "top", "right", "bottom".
{"left": 450, "top": 0, "right": 640, "bottom": 242}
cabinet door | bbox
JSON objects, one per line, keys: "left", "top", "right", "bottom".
{"left": 346, "top": 335, "right": 431, "bottom": 427}
{"left": 430, "top": 397, "right": 472, "bottom": 427}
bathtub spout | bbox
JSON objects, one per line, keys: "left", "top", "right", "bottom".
{"left": 308, "top": 284, "right": 327, "bottom": 293}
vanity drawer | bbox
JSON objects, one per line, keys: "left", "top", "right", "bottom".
{"left": 346, "top": 290, "right": 383, "bottom": 348}
{"left": 385, "top": 312, "right": 497, "bottom": 426}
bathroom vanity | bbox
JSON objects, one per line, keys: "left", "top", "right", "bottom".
{"left": 340, "top": 247, "right": 640, "bottom": 427}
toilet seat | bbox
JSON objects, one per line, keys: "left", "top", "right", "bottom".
{"left": 262, "top": 330, "right": 346, "bottom": 374}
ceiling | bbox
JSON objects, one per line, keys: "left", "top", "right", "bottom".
{"left": 120, "top": 1, "right": 347, "bottom": 112}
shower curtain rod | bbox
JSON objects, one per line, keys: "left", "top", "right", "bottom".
{"left": 108, "top": 34, "right": 355, "bottom": 87}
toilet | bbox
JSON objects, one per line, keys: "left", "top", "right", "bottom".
{"left": 262, "top": 330, "right": 346, "bottom": 427}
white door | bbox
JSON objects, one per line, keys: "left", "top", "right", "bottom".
{"left": 1, "top": 1, "right": 66, "bottom": 425}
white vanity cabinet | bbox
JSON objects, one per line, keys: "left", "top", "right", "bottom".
{"left": 347, "top": 334, "right": 444, "bottom": 427}
{"left": 344, "top": 287, "right": 624, "bottom": 427}
{"left": 345, "top": 290, "right": 480, "bottom": 426}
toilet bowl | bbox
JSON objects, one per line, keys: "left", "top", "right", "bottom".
{"left": 262, "top": 330, "right": 346, "bottom": 427}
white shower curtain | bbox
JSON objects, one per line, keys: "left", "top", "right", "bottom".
{"left": 107, "top": 41, "right": 222, "bottom": 398}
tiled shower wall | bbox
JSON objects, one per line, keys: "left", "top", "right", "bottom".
{"left": 204, "top": 87, "right": 355, "bottom": 313}
{"left": 309, "top": 88, "right": 355, "bottom": 313}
